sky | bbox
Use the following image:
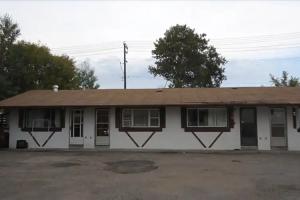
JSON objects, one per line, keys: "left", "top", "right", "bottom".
{"left": 1, "top": 0, "right": 300, "bottom": 88}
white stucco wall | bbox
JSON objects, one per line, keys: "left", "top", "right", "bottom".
{"left": 8, "top": 109, "right": 70, "bottom": 149}
{"left": 7, "top": 106, "right": 299, "bottom": 150}
{"left": 8, "top": 107, "right": 97, "bottom": 149}
{"left": 110, "top": 106, "right": 241, "bottom": 150}
{"left": 256, "top": 106, "right": 300, "bottom": 151}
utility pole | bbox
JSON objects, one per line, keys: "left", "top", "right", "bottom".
{"left": 123, "top": 42, "right": 128, "bottom": 89}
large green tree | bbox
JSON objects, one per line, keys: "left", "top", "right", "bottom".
{"left": 0, "top": 15, "right": 100, "bottom": 100}
{"left": 149, "top": 24, "right": 227, "bottom": 88}
{"left": 0, "top": 15, "right": 20, "bottom": 100}
{"left": 76, "top": 60, "right": 100, "bottom": 89}
{"left": 270, "top": 71, "right": 299, "bottom": 87}
{"left": 7, "top": 41, "right": 79, "bottom": 93}
{"left": 0, "top": 14, "right": 20, "bottom": 71}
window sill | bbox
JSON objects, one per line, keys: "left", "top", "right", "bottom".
{"left": 119, "top": 127, "right": 162, "bottom": 132}
{"left": 184, "top": 127, "right": 231, "bottom": 132}
{"left": 21, "top": 128, "right": 62, "bottom": 132}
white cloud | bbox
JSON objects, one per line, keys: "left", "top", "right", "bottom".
{"left": 1, "top": 1, "right": 300, "bottom": 88}
{"left": 2, "top": 1, "right": 300, "bottom": 47}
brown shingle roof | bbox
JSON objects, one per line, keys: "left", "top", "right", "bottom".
{"left": 0, "top": 87, "right": 300, "bottom": 108}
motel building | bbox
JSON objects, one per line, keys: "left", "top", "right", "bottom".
{"left": 0, "top": 86, "right": 300, "bottom": 151}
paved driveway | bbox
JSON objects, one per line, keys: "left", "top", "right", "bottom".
{"left": 0, "top": 150, "right": 300, "bottom": 200}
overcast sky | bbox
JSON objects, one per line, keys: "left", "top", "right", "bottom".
{"left": 1, "top": 1, "right": 300, "bottom": 88}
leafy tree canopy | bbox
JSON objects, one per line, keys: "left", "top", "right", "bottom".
{"left": 7, "top": 41, "right": 79, "bottom": 93}
{"left": 0, "top": 14, "right": 100, "bottom": 100}
{"left": 76, "top": 60, "right": 100, "bottom": 89}
{"left": 270, "top": 71, "right": 299, "bottom": 87}
{"left": 0, "top": 14, "right": 20, "bottom": 100}
{"left": 149, "top": 24, "right": 227, "bottom": 88}
{"left": 0, "top": 14, "right": 20, "bottom": 71}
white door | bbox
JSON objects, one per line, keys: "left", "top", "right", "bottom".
{"left": 95, "top": 109, "right": 110, "bottom": 146}
{"left": 271, "top": 108, "right": 287, "bottom": 147}
{"left": 70, "top": 109, "right": 84, "bottom": 145}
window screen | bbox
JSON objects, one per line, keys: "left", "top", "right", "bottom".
{"left": 122, "top": 109, "right": 160, "bottom": 128}
{"left": 22, "top": 109, "right": 62, "bottom": 129}
{"left": 187, "top": 108, "right": 228, "bottom": 127}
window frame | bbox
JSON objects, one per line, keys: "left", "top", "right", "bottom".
{"left": 122, "top": 108, "right": 160, "bottom": 128}
{"left": 183, "top": 107, "right": 231, "bottom": 132}
{"left": 95, "top": 108, "right": 110, "bottom": 137}
{"left": 19, "top": 108, "right": 64, "bottom": 132}
{"left": 117, "top": 107, "right": 165, "bottom": 132}
{"left": 186, "top": 108, "right": 228, "bottom": 128}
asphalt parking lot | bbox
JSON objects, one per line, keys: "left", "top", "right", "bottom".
{"left": 0, "top": 150, "right": 300, "bottom": 200}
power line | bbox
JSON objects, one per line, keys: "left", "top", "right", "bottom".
{"left": 212, "top": 31, "right": 300, "bottom": 41}
{"left": 48, "top": 32, "right": 300, "bottom": 58}
{"left": 59, "top": 42, "right": 300, "bottom": 54}
{"left": 51, "top": 41, "right": 122, "bottom": 50}
{"left": 53, "top": 44, "right": 300, "bottom": 57}
{"left": 55, "top": 47, "right": 121, "bottom": 53}
{"left": 51, "top": 32, "right": 300, "bottom": 51}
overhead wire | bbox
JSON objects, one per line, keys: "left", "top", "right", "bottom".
{"left": 49, "top": 32, "right": 300, "bottom": 58}
{"left": 49, "top": 32, "right": 300, "bottom": 86}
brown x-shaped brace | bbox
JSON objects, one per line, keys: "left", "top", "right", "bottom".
{"left": 26, "top": 130, "right": 57, "bottom": 147}
{"left": 191, "top": 131, "right": 224, "bottom": 148}
{"left": 125, "top": 131, "right": 157, "bottom": 148}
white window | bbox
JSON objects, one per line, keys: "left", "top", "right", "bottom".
{"left": 122, "top": 109, "right": 132, "bottom": 127}
{"left": 187, "top": 108, "right": 227, "bottom": 127}
{"left": 122, "top": 109, "right": 160, "bottom": 128}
